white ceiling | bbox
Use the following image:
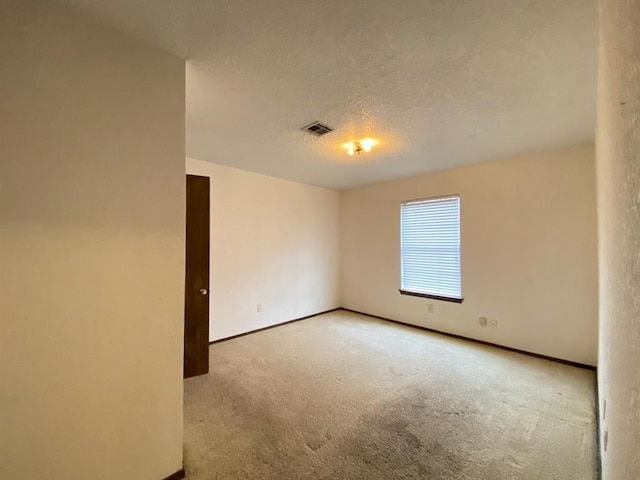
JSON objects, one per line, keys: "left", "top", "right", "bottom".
{"left": 62, "top": 0, "right": 597, "bottom": 190}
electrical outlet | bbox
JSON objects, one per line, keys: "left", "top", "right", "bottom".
{"left": 427, "top": 304, "right": 434, "bottom": 314}
{"left": 479, "top": 316, "right": 487, "bottom": 327}
{"left": 489, "top": 318, "right": 498, "bottom": 328}
{"left": 257, "top": 303, "right": 262, "bottom": 312}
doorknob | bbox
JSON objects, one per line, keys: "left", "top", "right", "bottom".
{"left": 199, "top": 288, "right": 208, "bottom": 296}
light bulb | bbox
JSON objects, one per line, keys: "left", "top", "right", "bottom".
{"left": 361, "top": 139, "right": 375, "bottom": 152}
{"left": 347, "top": 148, "right": 355, "bottom": 156}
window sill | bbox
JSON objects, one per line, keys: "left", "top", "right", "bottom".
{"left": 399, "top": 289, "right": 464, "bottom": 304}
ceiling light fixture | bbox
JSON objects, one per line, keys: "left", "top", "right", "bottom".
{"left": 344, "top": 138, "right": 377, "bottom": 156}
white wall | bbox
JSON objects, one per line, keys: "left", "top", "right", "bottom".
{"left": 0, "top": 2, "right": 185, "bottom": 479}
{"left": 186, "top": 159, "right": 340, "bottom": 340}
{"left": 341, "top": 145, "right": 598, "bottom": 366}
{"left": 596, "top": 0, "right": 640, "bottom": 477}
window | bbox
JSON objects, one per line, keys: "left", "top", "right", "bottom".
{"left": 400, "top": 195, "right": 462, "bottom": 303}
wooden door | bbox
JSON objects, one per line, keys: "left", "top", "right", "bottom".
{"left": 184, "top": 175, "right": 210, "bottom": 378}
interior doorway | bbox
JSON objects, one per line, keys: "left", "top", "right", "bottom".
{"left": 184, "top": 174, "right": 210, "bottom": 378}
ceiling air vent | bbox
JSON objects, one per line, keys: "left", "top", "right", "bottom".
{"left": 301, "top": 121, "right": 333, "bottom": 136}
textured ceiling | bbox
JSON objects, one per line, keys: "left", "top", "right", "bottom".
{"left": 62, "top": 0, "right": 597, "bottom": 189}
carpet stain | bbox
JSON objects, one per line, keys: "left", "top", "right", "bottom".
{"left": 325, "top": 388, "right": 465, "bottom": 479}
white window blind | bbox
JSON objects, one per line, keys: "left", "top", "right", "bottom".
{"left": 400, "top": 195, "right": 462, "bottom": 301}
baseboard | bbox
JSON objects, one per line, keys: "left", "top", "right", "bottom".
{"left": 341, "top": 308, "right": 596, "bottom": 371}
{"left": 209, "top": 308, "right": 341, "bottom": 345}
{"left": 163, "top": 469, "right": 185, "bottom": 480}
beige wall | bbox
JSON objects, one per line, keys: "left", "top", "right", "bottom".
{"left": 0, "top": 2, "right": 185, "bottom": 479}
{"left": 596, "top": 0, "right": 640, "bottom": 477}
{"left": 186, "top": 159, "right": 340, "bottom": 340}
{"left": 341, "top": 145, "right": 598, "bottom": 366}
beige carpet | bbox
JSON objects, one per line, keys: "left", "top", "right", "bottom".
{"left": 184, "top": 310, "right": 596, "bottom": 479}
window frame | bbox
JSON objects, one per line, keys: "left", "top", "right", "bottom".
{"left": 398, "top": 194, "right": 463, "bottom": 304}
